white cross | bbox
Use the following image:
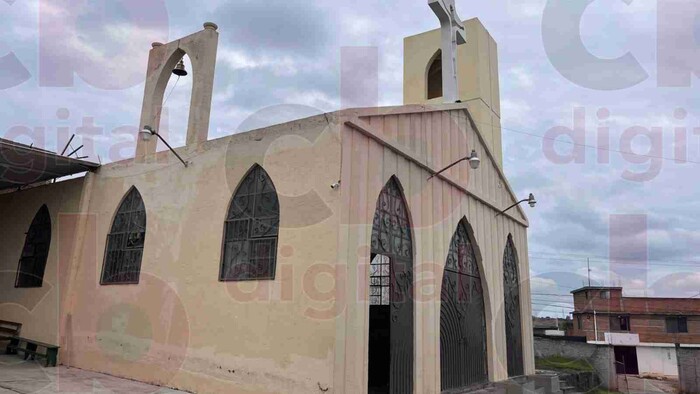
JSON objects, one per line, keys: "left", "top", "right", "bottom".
{"left": 429, "top": 0, "right": 467, "bottom": 103}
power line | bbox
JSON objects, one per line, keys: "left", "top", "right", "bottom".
{"left": 473, "top": 120, "right": 700, "bottom": 164}
{"left": 532, "top": 293, "right": 575, "bottom": 297}
{"left": 530, "top": 251, "right": 700, "bottom": 267}
{"left": 531, "top": 302, "right": 574, "bottom": 309}
{"left": 528, "top": 255, "right": 700, "bottom": 269}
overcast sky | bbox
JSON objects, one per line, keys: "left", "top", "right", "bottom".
{"left": 3, "top": 0, "right": 699, "bottom": 316}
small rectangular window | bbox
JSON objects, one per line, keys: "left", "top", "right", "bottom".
{"left": 610, "top": 315, "right": 630, "bottom": 331}
{"left": 600, "top": 290, "right": 610, "bottom": 299}
{"left": 577, "top": 315, "right": 583, "bottom": 330}
{"left": 667, "top": 316, "right": 688, "bottom": 333}
{"left": 619, "top": 316, "right": 630, "bottom": 331}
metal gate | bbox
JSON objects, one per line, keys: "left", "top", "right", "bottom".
{"left": 369, "top": 178, "right": 413, "bottom": 394}
{"left": 503, "top": 236, "right": 524, "bottom": 377}
{"left": 440, "top": 219, "right": 488, "bottom": 391}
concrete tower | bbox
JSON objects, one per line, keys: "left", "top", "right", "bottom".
{"left": 404, "top": 18, "right": 503, "bottom": 167}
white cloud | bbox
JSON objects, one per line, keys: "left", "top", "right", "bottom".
{"left": 509, "top": 67, "right": 534, "bottom": 88}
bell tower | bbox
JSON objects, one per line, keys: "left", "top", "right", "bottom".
{"left": 136, "top": 22, "right": 219, "bottom": 160}
{"left": 403, "top": 18, "right": 503, "bottom": 167}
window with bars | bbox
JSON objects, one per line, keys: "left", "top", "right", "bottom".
{"left": 666, "top": 316, "right": 688, "bottom": 333}
{"left": 369, "top": 254, "right": 390, "bottom": 305}
{"left": 101, "top": 187, "right": 146, "bottom": 284}
{"left": 15, "top": 205, "right": 51, "bottom": 288}
{"left": 220, "top": 165, "right": 279, "bottom": 281}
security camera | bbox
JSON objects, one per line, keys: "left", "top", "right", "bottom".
{"left": 330, "top": 181, "right": 341, "bottom": 190}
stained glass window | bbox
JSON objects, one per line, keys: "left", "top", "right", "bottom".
{"left": 101, "top": 187, "right": 146, "bottom": 284}
{"left": 221, "top": 165, "right": 279, "bottom": 281}
{"left": 15, "top": 205, "right": 51, "bottom": 288}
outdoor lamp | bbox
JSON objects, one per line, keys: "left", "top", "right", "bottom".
{"left": 468, "top": 149, "right": 480, "bottom": 170}
{"left": 528, "top": 193, "right": 537, "bottom": 208}
{"left": 497, "top": 193, "right": 538, "bottom": 216}
{"left": 140, "top": 125, "right": 156, "bottom": 142}
{"left": 428, "top": 149, "right": 481, "bottom": 180}
{"left": 138, "top": 125, "right": 188, "bottom": 168}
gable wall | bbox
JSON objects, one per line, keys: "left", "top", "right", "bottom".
{"left": 335, "top": 107, "right": 534, "bottom": 392}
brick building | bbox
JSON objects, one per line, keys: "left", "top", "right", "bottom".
{"left": 568, "top": 286, "right": 700, "bottom": 377}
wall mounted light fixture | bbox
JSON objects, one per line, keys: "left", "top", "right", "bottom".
{"left": 139, "top": 125, "right": 189, "bottom": 168}
{"left": 496, "top": 193, "right": 537, "bottom": 216}
{"left": 427, "top": 149, "right": 480, "bottom": 180}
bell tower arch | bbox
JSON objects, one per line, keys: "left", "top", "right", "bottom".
{"left": 136, "top": 22, "right": 219, "bottom": 160}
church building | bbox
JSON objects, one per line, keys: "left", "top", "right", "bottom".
{"left": 0, "top": 14, "right": 535, "bottom": 394}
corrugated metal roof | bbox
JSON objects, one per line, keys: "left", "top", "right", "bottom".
{"left": 0, "top": 138, "right": 100, "bottom": 191}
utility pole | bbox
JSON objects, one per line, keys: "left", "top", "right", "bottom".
{"left": 587, "top": 258, "right": 591, "bottom": 287}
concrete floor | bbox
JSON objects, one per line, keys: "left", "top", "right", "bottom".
{"left": 618, "top": 375, "right": 680, "bottom": 394}
{"left": 0, "top": 355, "right": 188, "bottom": 394}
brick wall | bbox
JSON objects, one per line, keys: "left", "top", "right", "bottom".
{"left": 570, "top": 313, "right": 700, "bottom": 344}
{"left": 569, "top": 289, "right": 700, "bottom": 344}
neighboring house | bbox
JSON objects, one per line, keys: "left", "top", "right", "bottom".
{"left": 568, "top": 286, "right": 700, "bottom": 378}
{"left": 533, "top": 317, "right": 566, "bottom": 337}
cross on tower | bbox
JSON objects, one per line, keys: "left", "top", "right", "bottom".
{"left": 429, "top": 0, "right": 466, "bottom": 103}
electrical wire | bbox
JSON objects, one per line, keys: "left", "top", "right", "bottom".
{"left": 473, "top": 120, "right": 700, "bottom": 164}
{"left": 162, "top": 75, "right": 181, "bottom": 109}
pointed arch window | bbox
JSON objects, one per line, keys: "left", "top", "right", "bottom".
{"left": 503, "top": 235, "right": 524, "bottom": 376}
{"left": 368, "top": 176, "right": 415, "bottom": 393}
{"left": 15, "top": 205, "right": 51, "bottom": 288}
{"left": 220, "top": 165, "right": 280, "bottom": 281}
{"left": 101, "top": 187, "right": 146, "bottom": 285}
{"left": 440, "top": 219, "right": 488, "bottom": 390}
{"left": 427, "top": 50, "right": 443, "bottom": 100}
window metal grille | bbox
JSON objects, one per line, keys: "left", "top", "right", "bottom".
{"left": 15, "top": 205, "right": 51, "bottom": 288}
{"left": 369, "top": 254, "right": 390, "bottom": 305}
{"left": 221, "top": 165, "right": 279, "bottom": 281}
{"left": 503, "top": 237, "right": 524, "bottom": 377}
{"left": 101, "top": 187, "right": 146, "bottom": 284}
{"left": 440, "top": 220, "right": 488, "bottom": 390}
{"left": 368, "top": 177, "right": 414, "bottom": 394}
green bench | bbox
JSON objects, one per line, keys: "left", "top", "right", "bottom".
{"left": 0, "top": 320, "right": 21, "bottom": 341}
{"left": 6, "top": 337, "right": 59, "bottom": 367}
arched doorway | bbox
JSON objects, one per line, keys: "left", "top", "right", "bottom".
{"left": 503, "top": 235, "right": 524, "bottom": 376}
{"left": 368, "top": 177, "right": 413, "bottom": 394}
{"left": 440, "top": 218, "right": 488, "bottom": 390}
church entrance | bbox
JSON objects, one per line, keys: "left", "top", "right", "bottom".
{"left": 368, "top": 178, "right": 414, "bottom": 394}
{"left": 440, "top": 219, "right": 488, "bottom": 391}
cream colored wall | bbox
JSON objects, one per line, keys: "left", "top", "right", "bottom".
{"left": 0, "top": 106, "right": 532, "bottom": 394}
{"left": 404, "top": 18, "right": 503, "bottom": 166}
{"left": 335, "top": 105, "right": 534, "bottom": 393}
{"left": 61, "top": 115, "right": 343, "bottom": 393}
{"left": 0, "top": 178, "right": 85, "bottom": 344}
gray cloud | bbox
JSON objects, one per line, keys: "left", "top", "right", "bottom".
{"left": 2, "top": 0, "right": 699, "bottom": 304}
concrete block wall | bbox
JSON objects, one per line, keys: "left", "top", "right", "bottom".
{"left": 678, "top": 347, "right": 700, "bottom": 394}
{"left": 534, "top": 337, "right": 618, "bottom": 390}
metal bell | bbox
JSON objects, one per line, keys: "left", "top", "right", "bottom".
{"left": 172, "top": 59, "right": 188, "bottom": 77}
